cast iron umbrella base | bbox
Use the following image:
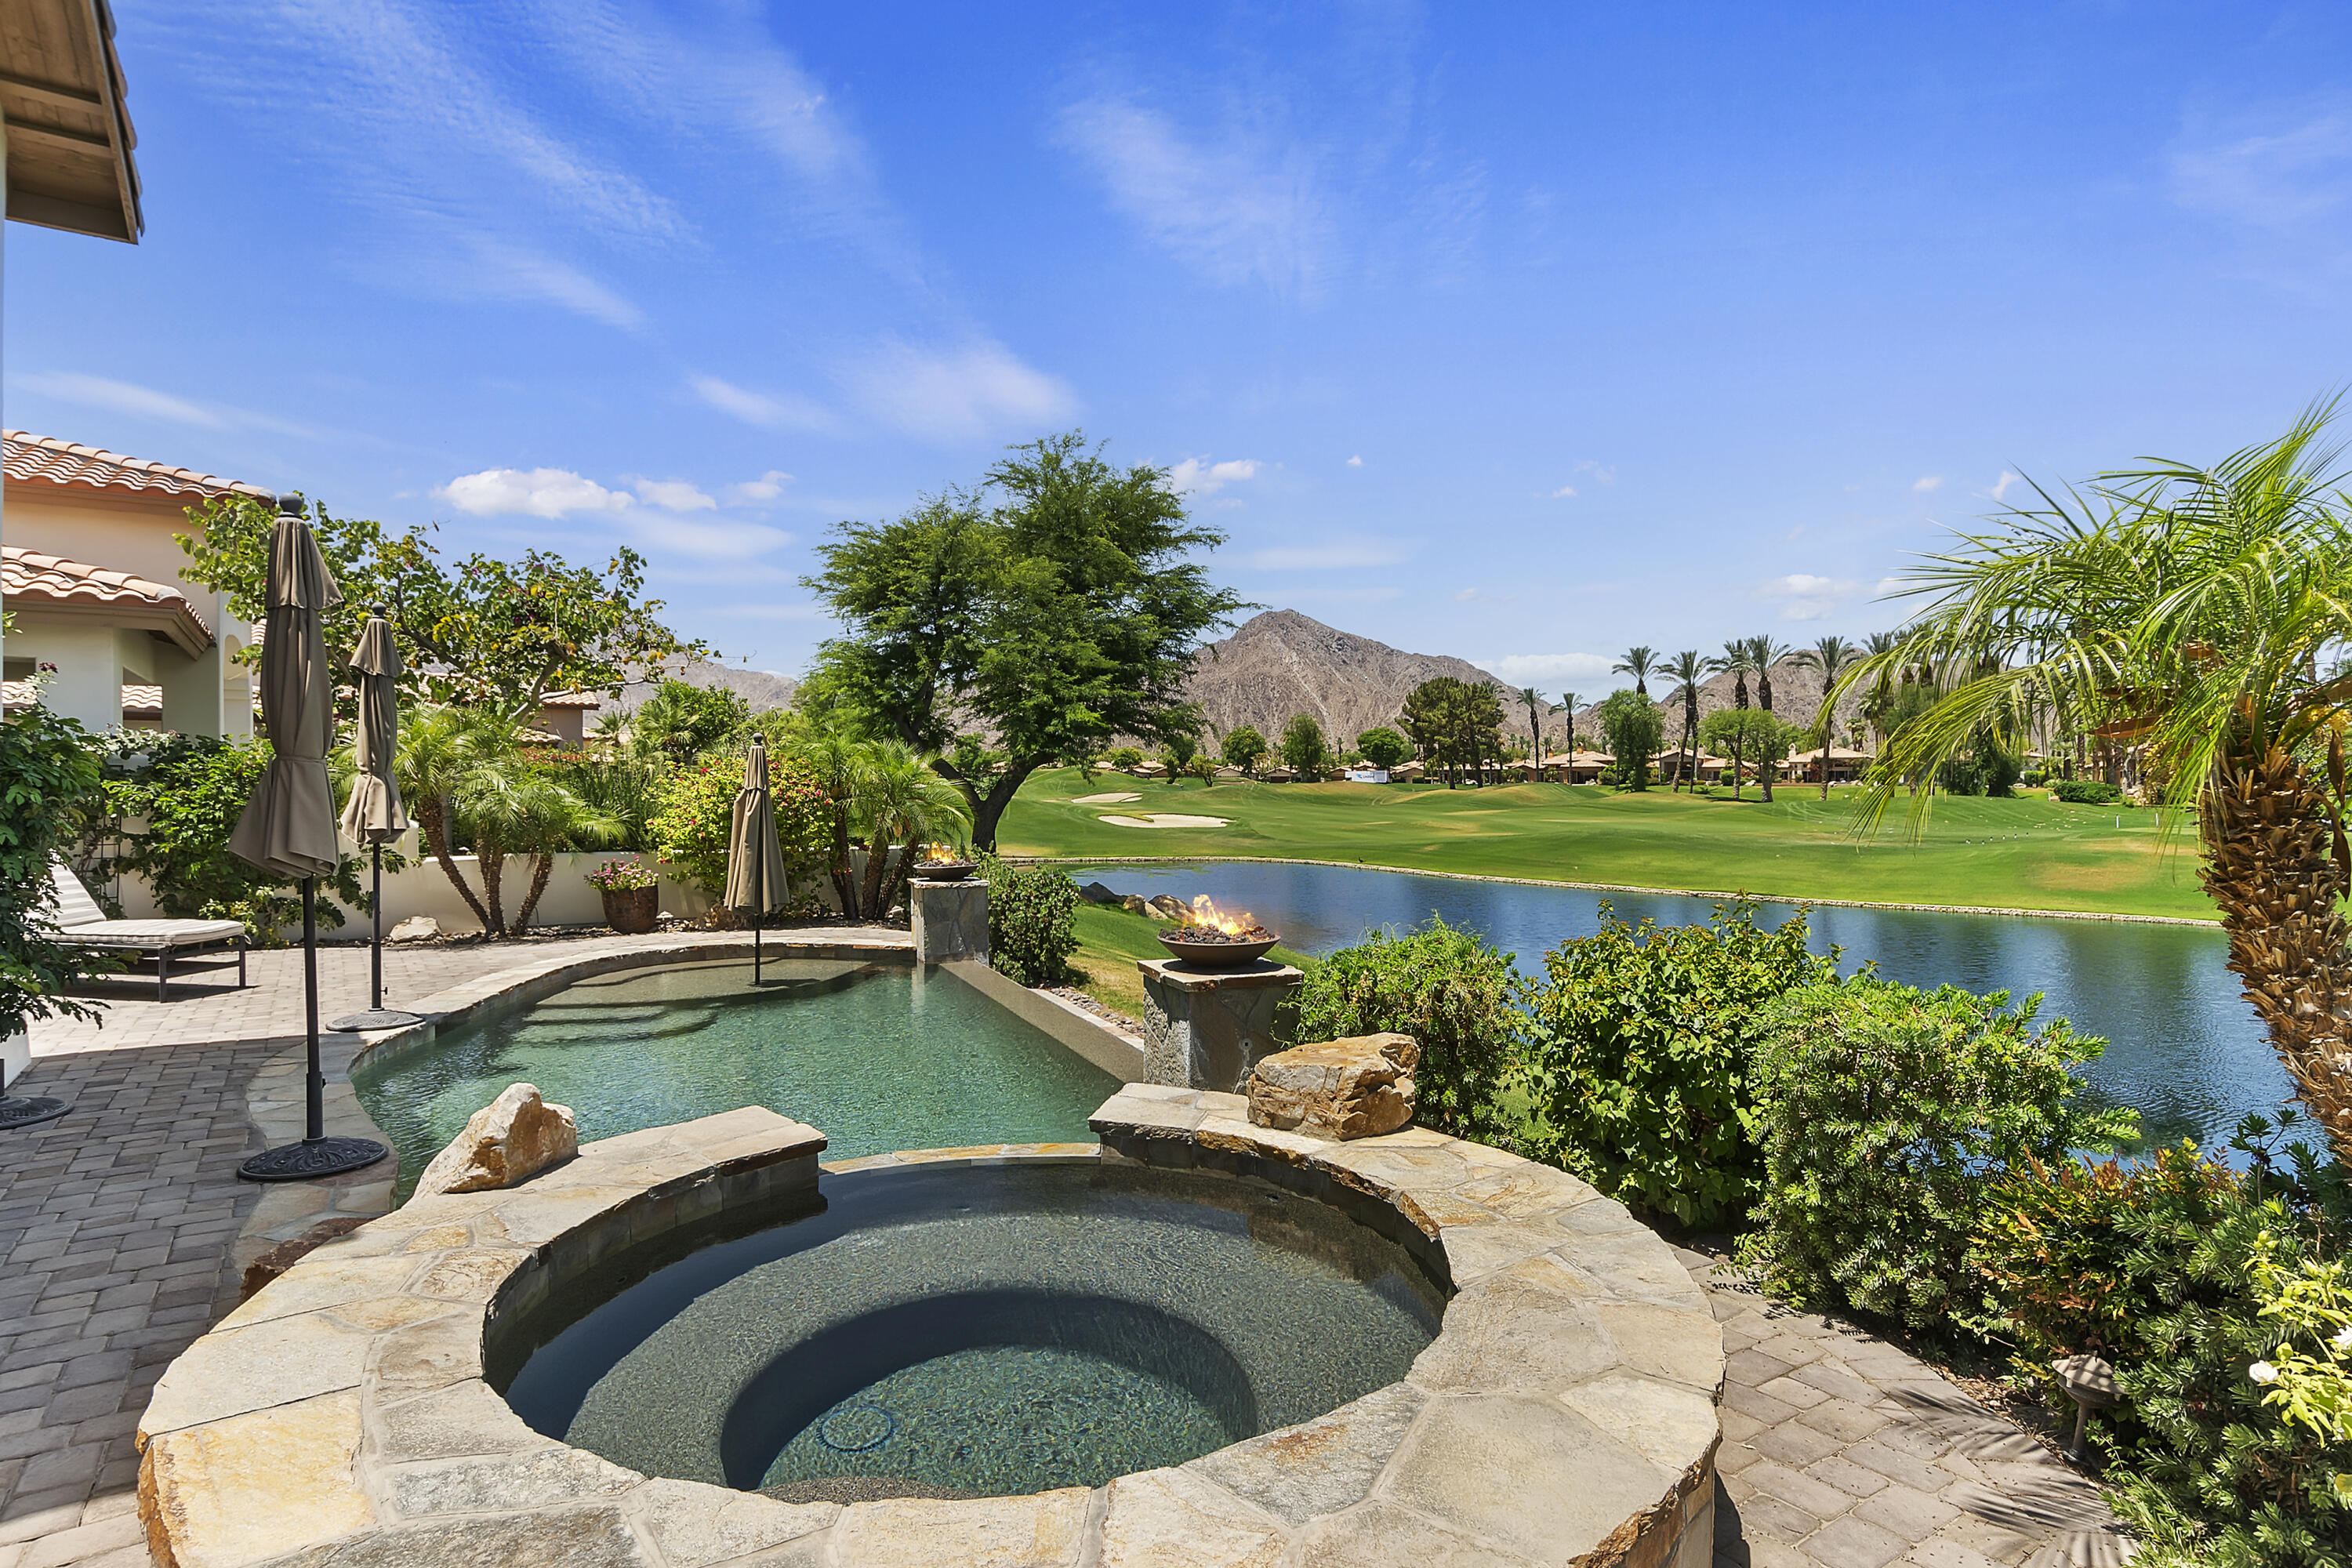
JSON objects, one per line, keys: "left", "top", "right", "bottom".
{"left": 0, "top": 1096, "right": 71, "bottom": 1132}
{"left": 327, "top": 1008, "right": 423, "bottom": 1033}
{"left": 239, "top": 1135, "right": 388, "bottom": 1183}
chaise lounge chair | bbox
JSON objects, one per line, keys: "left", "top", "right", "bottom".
{"left": 45, "top": 857, "right": 247, "bottom": 1001}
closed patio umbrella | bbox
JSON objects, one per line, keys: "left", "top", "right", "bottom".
{"left": 726, "top": 733, "right": 788, "bottom": 985}
{"left": 231, "top": 495, "right": 388, "bottom": 1182}
{"left": 328, "top": 608, "right": 420, "bottom": 1033}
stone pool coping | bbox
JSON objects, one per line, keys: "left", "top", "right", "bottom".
{"left": 230, "top": 931, "right": 1149, "bottom": 1288}
{"left": 143, "top": 1094, "right": 1724, "bottom": 1568}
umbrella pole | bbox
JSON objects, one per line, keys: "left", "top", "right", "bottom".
{"left": 753, "top": 850, "right": 764, "bottom": 987}
{"left": 371, "top": 842, "right": 384, "bottom": 1012}
{"left": 240, "top": 877, "right": 390, "bottom": 1181}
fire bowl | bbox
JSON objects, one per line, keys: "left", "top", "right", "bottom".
{"left": 911, "top": 861, "right": 978, "bottom": 881}
{"left": 1156, "top": 928, "right": 1279, "bottom": 967}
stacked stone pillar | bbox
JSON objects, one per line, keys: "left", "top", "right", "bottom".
{"left": 1135, "top": 958, "right": 1304, "bottom": 1092}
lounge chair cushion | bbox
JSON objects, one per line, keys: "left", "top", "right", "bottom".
{"left": 45, "top": 858, "right": 243, "bottom": 947}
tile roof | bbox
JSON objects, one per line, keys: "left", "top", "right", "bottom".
{"left": 0, "top": 681, "right": 165, "bottom": 717}
{"left": 2, "top": 544, "right": 212, "bottom": 653}
{"left": 3, "top": 430, "right": 270, "bottom": 500}
{"left": 537, "top": 691, "right": 604, "bottom": 709}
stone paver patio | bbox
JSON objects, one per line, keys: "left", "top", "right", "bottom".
{"left": 1, "top": 935, "right": 2129, "bottom": 1567}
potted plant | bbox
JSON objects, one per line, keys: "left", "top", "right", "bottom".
{"left": 585, "top": 858, "right": 660, "bottom": 934}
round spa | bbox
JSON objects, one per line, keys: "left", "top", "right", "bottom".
{"left": 138, "top": 1091, "right": 1724, "bottom": 1568}
{"left": 498, "top": 1159, "right": 1446, "bottom": 1500}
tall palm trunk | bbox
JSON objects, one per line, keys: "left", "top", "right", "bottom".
{"left": 1758, "top": 670, "right": 1777, "bottom": 804}
{"left": 858, "top": 838, "right": 891, "bottom": 922}
{"left": 416, "top": 793, "right": 492, "bottom": 932}
{"left": 478, "top": 844, "right": 508, "bottom": 937}
{"left": 512, "top": 854, "right": 556, "bottom": 933}
{"left": 2201, "top": 742, "right": 2352, "bottom": 1152}
{"left": 1682, "top": 691, "right": 1698, "bottom": 792}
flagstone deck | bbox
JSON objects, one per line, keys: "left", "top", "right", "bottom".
{"left": 0, "top": 934, "right": 2128, "bottom": 1568}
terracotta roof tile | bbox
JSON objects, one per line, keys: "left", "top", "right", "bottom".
{"left": 3, "top": 430, "right": 270, "bottom": 500}
{"left": 537, "top": 691, "right": 603, "bottom": 708}
{"left": 2, "top": 543, "right": 212, "bottom": 652}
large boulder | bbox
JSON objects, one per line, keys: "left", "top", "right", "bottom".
{"left": 409, "top": 1083, "right": 579, "bottom": 1199}
{"left": 1246, "top": 1033, "right": 1419, "bottom": 1141}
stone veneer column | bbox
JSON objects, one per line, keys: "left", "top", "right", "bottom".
{"left": 911, "top": 879, "right": 989, "bottom": 964}
{"left": 1136, "top": 958, "right": 1304, "bottom": 1091}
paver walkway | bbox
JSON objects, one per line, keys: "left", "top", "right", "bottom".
{"left": 2, "top": 937, "right": 2129, "bottom": 1568}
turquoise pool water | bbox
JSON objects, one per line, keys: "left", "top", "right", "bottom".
{"left": 1073, "top": 860, "right": 2292, "bottom": 1149}
{"left": 353, "top": 959, "right": 1121, "bottom": 1198}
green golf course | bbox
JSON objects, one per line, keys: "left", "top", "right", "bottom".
{"left": 998, "top": 768, "right": 2217, "bottom": 923}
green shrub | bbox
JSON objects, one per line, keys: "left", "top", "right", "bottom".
{"left": 1523, "top": 900, "right": 1838, "bottom": 1227}
{"left": 629, "top": 679, "right": 750, "bottom": 768}
{"left": 650, "top": 752, "right": 830, "bottom": 900}
{"left": 1975, "top": 1119, "right": 2351, "bottom": 1566}
{"left": 1293, "top": 916, "right": 1523, "bottom": 1142}
{"left": 981, "top": 857, "right": 1080, "bottom": 985}
{"left": 1740, "top": 978, "right": 2135, "bottom": 1328}
{"left": 0, "top": 706, "right": 113, "bottom": 1034}
{"left": 2053, "top": 778, "right": 2123, "bottom": 804}
{"left": 1105, "top": 746, "right": 1145, "bottom": 771}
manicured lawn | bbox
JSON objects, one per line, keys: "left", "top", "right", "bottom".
{"left": 1000, "top": 768, "right": 2217, "bottom": 922}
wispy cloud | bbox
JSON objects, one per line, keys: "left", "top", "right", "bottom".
{"left": 1912, "top": 474, "right": 1944, "bottom": 492}
{"left": 1987, "top": 470, "right": 2022, "bottom": 502}
{"left": 1757, "top": 573, "right": 1864, "bottom": 621}
{"left": 1057, "top": 97, "right": 1331, "bottom": 298}
{"left": 689, "top": 374, "right": 838, "bottom": 434}
{"left": 1165, "top": 456, "right": 1261, "bottom": 495}
{"left": 438, "top": 468, "right": 633, "bottom": 519}
{"left": 1240, "top": 538, "right": 1412, "bottom": 570}
{"left": 841, "top": 339, "right": 1075, "bottom": 445}
{"left": 1549, "top": 485, "right": 1577, "bottom": 499}
{"left": 1454, "top": 587, "right": 1516, "bottom": 604}
{"left": 1473, "top": 653, "right": 1614, "bottom": 683}
{"left": 1346, "top": 455, "right": 1363, "bottom": 467}
{"left": 630, "top": 478, "right": 716, "bottom": 512}
{"left": 13, "top": 372, "right": 319, "bottom": 439}
{"left": 727, "top": 471, "right": 793, "bottom": 506}
{"left": 1574, "top": 460, "right": 1617, "bottom": 485}
{"left": 2173, "top": 111, "right": 2352, "bottom": 230}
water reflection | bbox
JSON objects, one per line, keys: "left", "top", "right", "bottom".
{"left": 1073, "top": 861, "right": 2289, "bottom": 1149}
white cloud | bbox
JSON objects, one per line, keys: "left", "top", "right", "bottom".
{"left": 1550, "top": 485, "right": 1577, "bottom": 499}
{"left": 1165, "top": 456, "right": 1261, "bottom": 496}
{"left": 1757, "top": 573, "right": 1865, "bottom": 621}
{"left": 1913, "top": 474, "right": 1944, "bottom": 492}
{"left": 1346, "top": 455, "right": 1363, "bottom": 467}
{"left": 13, "top": 371, "right": 318, "bottom": 439}
{"left": 632, "top": 478, "right": 716, "bottom": 512}
{"left": 842, "top": 339, "right": 1075, "bottom": 445}
{"left": 437, "top": 467, "right": 632, "bottom": 519}
{"left": 1240, "top": 539, "right": 1412, "bottom": 570}
{"left": 727, "top": 470, "right": 793, "bottom": 505}
{"left": 1056, "top": 97, "right": 1330, "bottom": 298}
{"left": 1573, "top": 459, "right": 1617, "bottom": 484}
{"left": 1472, "top": 653, "right": 1615, "bottom": 683}
{"left": 1988, "top": 470, "right": 2022, "bottom": 502}
{"left": 1875, "top": 575, "right": 1907, "bottom": 597}
{"left": 689, "top": 374, "right": 837, "bottom": 434}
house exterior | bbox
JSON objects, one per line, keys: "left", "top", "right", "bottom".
{"left": 0, "top": 432, "right": 267, "bottom": 737}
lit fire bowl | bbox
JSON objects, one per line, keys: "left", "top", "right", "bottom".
{"left": 1157, "top": 926, "right": 1279, "bottom": 967}
{"left": 910, "top": 860, "right": 977, "bottom": 881}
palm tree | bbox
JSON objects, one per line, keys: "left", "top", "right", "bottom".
{"left": 1789, "top": 635, "right": 1860, "bottom": 798}
{"left": 1842, "top": 401, "right": 2352, "bottom": 1158}
{"left": 1559, "top": 691, "right": 1581, "bottom": 768}
{"left": 1706, "top": 643, "right": 1756, "bottom": 798}
{"left": 1750, "top": 637, "right": 1795, "bottom": 802}
{"left": 855, "top": 741, "right": 973, "bottom": 919}
{"left": 1662, "top": 650, "right": 1706, "bottom": 790}
{"left": 800, "top": 724, "right": 870, "bottom": 916}
{"left": 461, "top": 768, "right": 624, "bottom": 935}
{"left": 1612, "top": 646, "right": 1657, "bottom": 698}
{"left": 393, "top": 705, "right": 495, "bottom": 933}
{"left": 1520, "top": 687, "right": 1544, "bottom": 774}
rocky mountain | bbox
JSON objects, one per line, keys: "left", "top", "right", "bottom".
{"left": 613, "top": 660, "right": 799, "bottom": 715}
{"left": 1185, "top": 610, "right": 1566, "bottom": 748}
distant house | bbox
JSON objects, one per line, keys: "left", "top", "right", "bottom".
{"left": 536, "top": 690, "right": 602, "bottom": 747}
{"left": 2, "top": 434, "right": 267, "bottom": 737}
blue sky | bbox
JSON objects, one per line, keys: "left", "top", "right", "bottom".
{"left": 10, "top": 2, "right": 2352, "bottom": 692}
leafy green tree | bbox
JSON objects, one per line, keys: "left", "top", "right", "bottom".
{"left": 1, "top": 706, "right": 112, "bottom": 1033}
{"left": 1401, "top": 676, "right": 1503, "bottom": 786}
{"left": 1280, "top": 714, "right": 1328, "bottom": 777}
{"left": 1220, "top": 725, "right": 1269, "bottom": 776}
{"left": 1103, "top": 745, "right": 1145, "bottom": 772}
{"left": 1355, "top": 726, "right": 1411, "bottom": 770}
{"left": 1700, "top": 708, "right": 1798, "bottom": 802}
{"left": 1162, "top": 732, "right": 1200, "bottom": 782}
{"left": 628, "top": 679, "right": 750, "bottom": 768}
{"left": 804, "top": 435, "right": 1243, "bottom": 849}
{"left": 179, "top": 494, "right": 699, "bottom": 712}
{"left": 1595, "top": 690, "right": 1664, "bottom": 789}
{"left": 1523, "top": 900, "right": 1842, "bottom": 1226}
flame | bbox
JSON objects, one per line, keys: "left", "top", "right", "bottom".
{"left": 1187, "top": 894, "right": 1260, "bottom": 936}
{"left": 921, "top": 843, "right": 964, "bottom": 864}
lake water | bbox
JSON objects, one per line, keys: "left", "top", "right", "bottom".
{"left": 1072, "top": 860, "right": 2292, "bottom": 1151}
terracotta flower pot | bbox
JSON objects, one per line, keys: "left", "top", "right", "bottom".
{"left": 600, "top": 885, "right": 659, "bottom": 935}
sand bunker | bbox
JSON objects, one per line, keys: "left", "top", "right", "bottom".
{"left": 1098, "top": 813, "right": 1231, "bottom": 829}
{"left": 1071, "top": 792, "right": 1143, "bottom": 804}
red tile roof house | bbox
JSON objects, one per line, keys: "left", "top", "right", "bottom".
{"left": 0, "top": 431, "right": 267, "bottom": 737}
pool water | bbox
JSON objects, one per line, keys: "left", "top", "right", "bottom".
{"left": 499, "top": 1161, "right": 1445, "bottom": 1497}
{"left": 1073, "top": 860, "right": 2293, "bottom": 1149}
{"left": 353, "top": 959, "right": 1121, "bottom": 1200}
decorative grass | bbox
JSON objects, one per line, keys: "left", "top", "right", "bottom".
{"left": 1000, "top": 769, "right": 2215, "bottom": 923}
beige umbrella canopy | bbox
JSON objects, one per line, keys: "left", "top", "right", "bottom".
{"left": 230, "top": 502, "right": 343, "bottom": 880}
{"left": 339, "top": 612, "right": 408, "bottom": 844}
{"left": 727, "top": 735, "right": 788, "bottom": 985}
